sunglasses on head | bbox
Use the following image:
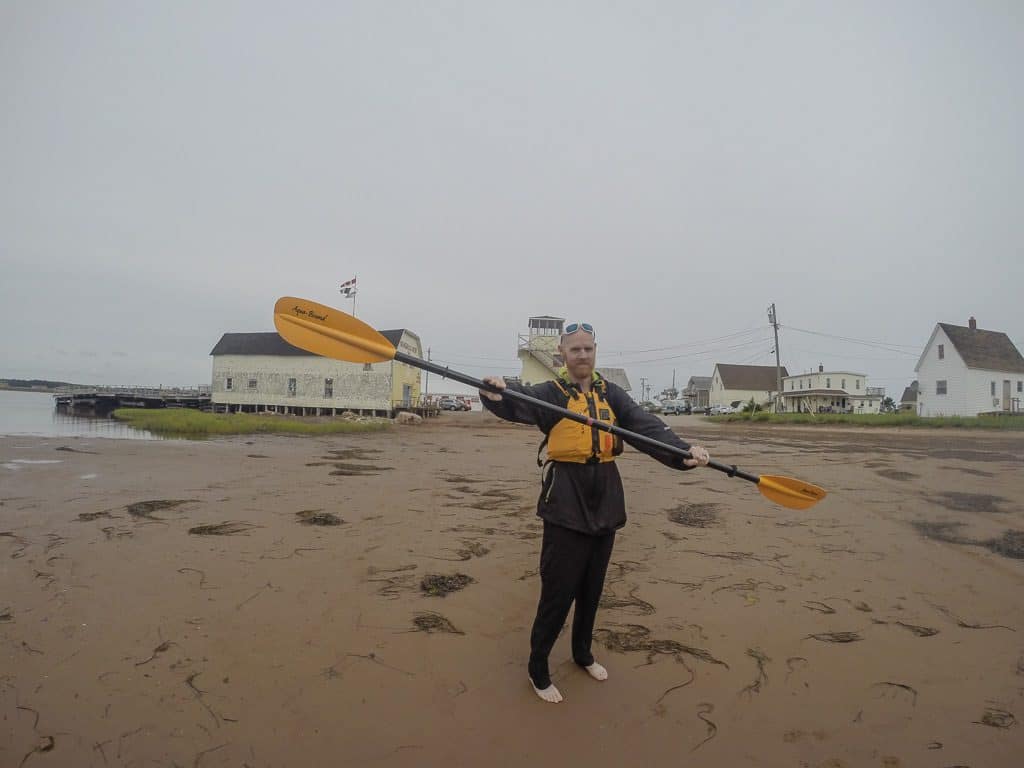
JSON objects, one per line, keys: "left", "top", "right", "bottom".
{"left": 563, "top": 322, "right": 595, "bottom": 336}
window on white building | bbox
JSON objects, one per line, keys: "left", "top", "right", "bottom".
{"left": 826, "top": 378, "right": 831, "bottom": 388}
{"left": 936, "top": 380, "right": 947, "bottom": 395}
{"left": 288, "top": 378, "right": 297, "bottom": 396}
{"left": 855, "top": 380, "right": 860, "bottom": 389}
{"left": 248, "top": 379, "right": 257, "bottom": 390}
{"left": 1018, "top": 381, "right": 1022, "bottom": 393}
{"left": 841, "top": 378, "right": 846, "bottom": 389}
{"left": 363, "top": 363, "right": 372, "bottom": 372}
{"left": 324, "top": 378, "right": 333, "bottom": 398}
{"left": 991, "top": 381, "right": 996, "bottom": 396}
{"left": 938, "top": 344, "right": 944, "bottom": 360}
{"left": 225, "top": 377, "right": 233, "bottom": 390}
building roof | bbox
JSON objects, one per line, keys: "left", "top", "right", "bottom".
{"left": 210, "top": 330, "right": 409, "bottom": 357}
{"left": 937, "top": 323, "right": 1024, "bottom": 373}
{"left": 901, "top": 381, "right": 919, "bottom": 403}
{"left": 598, "top": 368, "right": 631, "bottom": 392}
{"left": 715, "top": 364, "right": 789, "bottom": 391}
{"left": 686, "top": 376, "right": 712, "bottom": 390}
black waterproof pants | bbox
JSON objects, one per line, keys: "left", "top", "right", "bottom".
{"left": 528, "top": 521, "right": 616, "bottom": 689}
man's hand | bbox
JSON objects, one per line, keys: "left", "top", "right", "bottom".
{"left": 684, "top": 445, "right": 710, "bottom": 468}
{"left": 480, "top": 376, "right": 506, "bottom": 401}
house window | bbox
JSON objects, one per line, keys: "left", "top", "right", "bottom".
{"left": 248, "top": 378, "right": 257, "bottom": 390}
{"left": 936, "top": 380, "right": 947, "bottom": 395}
{"left": 288, "top": 378, "right": 297, "bottom": 396}
{"left": 789, "top": 381, "right": 794, "bottom": 390}
{"left": 991, "top": 381, "right": 996, "bottom": 396}
{"left": 799, "top": 381, "right": 803, "bottom": 390}
{"left": 363, "top": 363, "right": 372, "bottom": 372}
{"left": 324, "top": 378, "right": 333, "bottom": 398}
{"left": 225, "top": 377, "right": 233, "bottom": 391}
{"left": 841, "top": 378, "right": 846, "bottom": 389}
{"left": 938, "top": 344, "right": 944, "bottom": 360}
{"left": 826, "top": 378, "right": 831, "bottom": 389}
{"left": 1018, "top": 381, "right": 1022, "bottom": 393}
{"left": 855, "top": 380, "right": 860, "bottom": 389}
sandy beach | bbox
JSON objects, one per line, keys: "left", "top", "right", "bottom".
{"left": 2, "top": 414, "right": 1022, "bottom": 767}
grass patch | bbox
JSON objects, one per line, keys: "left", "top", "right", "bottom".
{"left": 711, "top": 412, "right": 1024, "bottom": 430}
{"left": 112, "top": 408, "right": 391, "bottom": 438}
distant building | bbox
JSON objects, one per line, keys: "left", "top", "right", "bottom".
{"left": 710, "top": 364, "right": 788, "bottom": 409}
{"left": 900, "top": 381, "right": 919, "bottom": 412}
{"left": 516, "top": 315, "right": 631, "bottom": 392}
{"left": 781, "top": 365, "right": 883, "bottom": 414}
{"left": 683, "top": 376, "right": 711, "bottom": 409}
{"left": 209, "top": 330, "right": 422, "bottom": 416}
{"left": 914, "top": 317, "right": 1024, "bottom": 417}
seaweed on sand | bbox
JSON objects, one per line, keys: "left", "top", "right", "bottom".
{"left": 667, "top": 503, "right": 719, "bottom": 528}
{"left": 126, "top": 499, "right": 195, "bottom": 520}
{"left": 296, "top": 510, "right": 344, "bottom": 526}
{"left": 420, "top": 573, "right": 474, "bottom": 597}
{"left": 594, "top": 623, "right": 728, "bottom": 668}
{"left": 411, "top": 612, "right": 464, "bottom": 634}
{"left": 188, "top": 521, "right": 258, "bottom": 536}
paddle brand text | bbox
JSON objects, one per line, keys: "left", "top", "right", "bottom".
{"left": 292, "top": 305, "right": 328, "bottom": 322}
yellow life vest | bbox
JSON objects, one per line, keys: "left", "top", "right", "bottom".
{"left": 546, "top": 378, "right": 622, "bottom": 463}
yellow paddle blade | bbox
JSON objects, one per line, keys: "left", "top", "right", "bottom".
{"left": 273, "top": 296, "right": 396, "bottom": 363}
{"left": 757, "top": 475, "right": 827, "bottom": 510}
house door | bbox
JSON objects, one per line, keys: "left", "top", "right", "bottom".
{"left": 1004, "top": 380, "right": 1012, "bottom": 411}
{"left": 402, "top": 384, "right": 411, "bottom": 407}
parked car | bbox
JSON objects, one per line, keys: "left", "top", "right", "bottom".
{"left": 661, "top": 400, "right": 690, "bottom": 415}
{"left": 640, "top": 401, "right": 663, "bottom": 414}
{"left": 709, "top": 404, "right": 734, "bottom": 416}
{"left": 439, "top": 398, "right": 469, "bottom": 411}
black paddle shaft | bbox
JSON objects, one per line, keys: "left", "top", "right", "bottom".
{"left": 395, "top": 350, "right": 759, "bottom": 484}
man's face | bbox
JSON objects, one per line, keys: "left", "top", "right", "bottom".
{"left": 558, "top": 330, "right": 596, "bottom": 381}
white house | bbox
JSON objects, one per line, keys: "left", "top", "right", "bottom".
{"left": 914, "top": 317, "right": 1024, "bottom": 417}
{"left": 780, "top": 365, "right": 883, "bottom": 414}
{"left": 210, "top": 330, "right": 423, "bottom": 417}
{"left": 710, "top": 364, "right": 788, "bottom": 409}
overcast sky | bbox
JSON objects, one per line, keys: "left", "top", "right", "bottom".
{"left": 2, "top": 2, "right": 1021, "bottom": 399}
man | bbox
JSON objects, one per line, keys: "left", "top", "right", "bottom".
{"left": 480, "top": 321, "right": 710, "bottom": 703}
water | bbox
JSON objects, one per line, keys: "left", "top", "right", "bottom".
{"left": 0, "top": 390, "right": 160, "bottom": 440}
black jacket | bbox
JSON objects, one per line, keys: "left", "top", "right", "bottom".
{"left": 482, "top": 376, "right": 693, "bottom": 535}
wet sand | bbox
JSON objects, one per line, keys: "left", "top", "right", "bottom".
{"left": 2, "top": 415, "right": 1022, "bottom": 767}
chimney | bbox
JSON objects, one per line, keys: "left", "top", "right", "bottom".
{"left": 969, "top": 316, "right": 977, "bottom": 330}
{"left": 818, "top": 364, "right": 823, "bottom": 373}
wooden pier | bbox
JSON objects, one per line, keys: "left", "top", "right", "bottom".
{"left": 54, "top": 388, "right": 211, "bottom": 414}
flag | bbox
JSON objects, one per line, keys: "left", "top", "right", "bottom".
{"left": 339, "top": 277, "right": 357, "bottom": 297}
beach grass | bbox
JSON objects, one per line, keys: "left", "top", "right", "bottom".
{"left": 711, "top": 412, "right": 1024, "bottom": 430}
{"left": 112, "top": 408, "right": 391, "bottom": 437}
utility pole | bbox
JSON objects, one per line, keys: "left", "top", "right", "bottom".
{"left": 424, "top": 347, "right": 431, "bottom": 400}
{"left": 640, "top": 377, "right": 648, "bottom": 402}
{"left": 769, "top": 303, "right": 782, "bottom": 413}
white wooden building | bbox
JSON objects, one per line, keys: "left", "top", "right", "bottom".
{"left": 210, "top": 330, "right": 423, "bottom": 417}
{"left": 780, "top": 365, "right": 883, "bottom": 413}
{"left": 710, "top": 364, "right": 788, "bottom": 408}
{"left": 914, "top": 317, "right": 1024, "bottom": 417}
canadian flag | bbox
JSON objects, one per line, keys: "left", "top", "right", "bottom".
{"left": 339, "top": 277, "right": 357, "bottom": 297}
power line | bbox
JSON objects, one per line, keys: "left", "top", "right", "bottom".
{"left": 603, "top": 326, "right": 764, "bottom": 357}
{"left": 782, "top": 325, "right": 920, "bottom": 355}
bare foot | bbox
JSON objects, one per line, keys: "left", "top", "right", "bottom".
{"left": 584, "top": 661, "right": 608, "bottom": 681}
{"left": 530, "top": 677, "right": 563, "bottom": 703}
